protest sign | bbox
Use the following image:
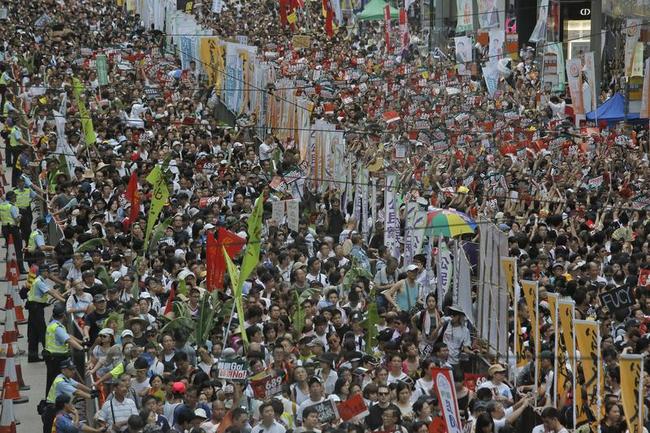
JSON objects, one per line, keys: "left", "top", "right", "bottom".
{"left": 216, "top": 358, "right": 249, "bottom": 381}
{"left": 306, "top": 399, "right": 338, "bottom": 423}
{"left": 292, "top": 35, "right": 311, "bottom": 50}
{"left": 599, "top": 286, "right": 634, "bottom": 312}
{"left": 638, "top": 269, "right": 650, "bottom": 287}
{"left": 336, "top": 394, "right": 368, "bottom": 421}
{"left": 249, "top": 369, "right": 283, "bottom": 399}
{"left": 96, "top": 54, "right": 109, "bottom": 86}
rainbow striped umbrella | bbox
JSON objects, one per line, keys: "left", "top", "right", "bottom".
{"left": 425, "top": 208, "right": 477, "bottom": 237}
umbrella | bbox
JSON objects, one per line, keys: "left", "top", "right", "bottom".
{"left": 425, "top": 208, "right": 477, "bottom": 237}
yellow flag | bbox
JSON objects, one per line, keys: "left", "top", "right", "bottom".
{"left": 143, "top": 166, "right": 169, "bottom": 251}
{"left": 239, "top": 195, "right": 264, "bottom": 284}
{"left": 575, "top": 320, "right": 601, "bottom": 429}
{"left": 223, "top": 247, "right": 248, "bottom": 346}
{"left": 620, "top": 354, "right": 643, "bottom": 433}
{"left": 546, "top": 293, "right": 559, "bottom": 405}
{"left": 72, "top": 77, "right": 97, "bottom": 146}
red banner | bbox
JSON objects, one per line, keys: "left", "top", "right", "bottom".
{"left": 639, "top": 269, "right": 650, "bottom": 287}
{"left": 384, "top": 5, "right": 391, "bottom": 54}
{"left": 336, "top": 394, "right": 368, "bottom": 421}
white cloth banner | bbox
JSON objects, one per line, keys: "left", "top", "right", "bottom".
{"left": 455, "top": 246, "right": 474, "bottom": 324}
{"left": 272, "top": 200, "right": 285, "bottom": 225}
{"left": 286, "top": 200, "right": 299, "bottom": 232}
{"left": 529, "top": 0, "right": 549, "bottom": 43}
{"left": 437, "top": 237, "right": 453, "bottom": 304}
{"left": 624, "top": 19, "right": 641, "bottom": 77}
{"left": 566, "top": 58, "right": 584, "bottom": 115}
{"left": 384, "top": 173, "right": 400, "bottom": 258}
{"left": 455, "top": 0, "right": 473, "bottom": 33}
{"left": 583, "top": 52, "right": 597, "bottom": 112}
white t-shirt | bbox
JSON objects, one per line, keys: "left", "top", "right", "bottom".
{"left": 477, "top": 380, "right": 513, "bottom": 401}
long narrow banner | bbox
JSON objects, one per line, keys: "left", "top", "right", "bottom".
{"left": 546, "top": 293, "right": 559, "bottom": 406}
{"left": 384, "top": 5, "right": 391, "bottom": 54}
{"left": 574, "top": 320, "right": 602, "bottom": 430}
{"left": 431, "top": 368, "right": 463, "bottom": 433}
{"left": 71, "top": 77, "right": 97, "bottom": 146}
{"left": 384, "top": 173, "right": 400, "bottom": 257}
{"left": 641, "top": 58, "right": 650, "bottom": 119}
{"left": 529, "top": 0, "right": 549, "bottom": 43}
{"left": 143, "top": 166, "right": 170, "bottom": 251}
{"left": 566, "top": 58, "right": 584, "bottom": 116}
{"left": 624, "top": 19, "right": 641, "bottom": 77}
{"left": 500, "top": 257, "right": 516, "bottom": 299}
{"left": 620, "top": 354, "right": 643, "bottom": 433}
{"left": 520, "top": 281, "right": 539, "bottom": 382}
{"left": 557, "top": 299, "right": 576, "bottom": 428}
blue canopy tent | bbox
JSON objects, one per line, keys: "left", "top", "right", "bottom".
{"left": 586, "top": 92, "right": 640, "bottom": 123}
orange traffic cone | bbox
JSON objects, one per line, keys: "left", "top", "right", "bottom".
{"left": 0, "top": 385, "right": 17, "bottom": 433}
{"left": 0, "top": 303, "right": 28, "bottom": 391}
{"left": 0, "top": 345, "right": 27, "bottom": 404}
{"left": 3, "top": 236, "right": 26, "bottom": 325}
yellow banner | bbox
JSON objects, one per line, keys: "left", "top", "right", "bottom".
{"left": 223, "top": 247, "right": 248, "bottom": 345}
{"left": 520, "top": 281, "right": 538, "bottom": 372}
{"left": 500, "top": 257, "right": 516, "bottom": 299}
{"left": 199, "top": 37, "right": 225, "bottom": 94}
{"left": 557, "top": 300, "right": 575, "bottom": 413}
{"left": 71, "top": 77, "right": 97, "bottom": 146}
{"left": 575, "top": 320, "right": 601, "bottom": 429}
{"left": 620, "top": 355, "right": 643, "bottom": 433}
{"left": 143, "top": 166, "right": 169, "bottom": 251}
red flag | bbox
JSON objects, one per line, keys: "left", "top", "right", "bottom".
{"left": 208, "top": 228, "right": 246, "bottom": 291}
{"left": 125, "top": 191, "right": 140, "bottom": 230}
{"left": 163, "top": 286, "right": 175, "bottom": 315}
{"left": 125, "top": 172, "right": 138, "bottom": 202}
{"left": 279, "top": 0, "right": 289, "bottom": 26}
{"left": 324, "top": 0, "right": 334, "bottom": 38}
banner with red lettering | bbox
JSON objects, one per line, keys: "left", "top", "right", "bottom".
{"left": 432, "top": 368, "right": 463, "bottom": 433}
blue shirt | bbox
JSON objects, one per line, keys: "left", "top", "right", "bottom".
{"left": 33, "top": 276, "right": 52, "bottom": 299}
{"left": 51, "top": 319, "right": 71, "bottom": 345}
{"left": 55, "top": 412, "right": 80, "bottom": 433}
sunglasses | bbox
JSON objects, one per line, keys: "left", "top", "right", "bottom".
{"left": 378, "top": 392, "right": 390, "bottom": 395}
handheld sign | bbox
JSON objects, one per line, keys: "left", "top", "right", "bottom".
{"left": 599, "top": 286, "right": 634, "bottom": 312}
{"left": 216, "top": 358, "right": 248, "bottom": 381}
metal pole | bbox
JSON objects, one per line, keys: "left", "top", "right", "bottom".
{"left": 222, "top": 300, "right": 237, "bottom": 345}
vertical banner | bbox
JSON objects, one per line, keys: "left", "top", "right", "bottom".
{"left": 488, "top": 29, "right": 504, "bottom": 62}
{"left": 144, "top": 166, "right": 170, "bottom": 251}
{"left": 624, "top": 19, "right": 641, "bottom": 77}
{"left": 456, "top": 247, "right": 474, "bottom": 324}
{"left": 529, "top": 0, "right": 549, "bottom": 43}
{"left": 455, "top": 0, "right": 473, "bottom": 33}
{"left": 544, "top": 42, "right": 566, "bottom": 92}
{"left": 557, "top": 299, "right": 576, "bottom": 426}
{"left": 437, "top": 237, "right": 452, "bottom": 303}
{"left": 404, "top": 202, "right": 418, "bottom": 266}
{"left": 566, "top": 58, "right": 585, "bottom": 115}
{"left": 361, "top": 170, "right": 369, "bottom": 241}
{"left": 199, "top": 37, "right": 225, "bottom": 93}
{"left": 431, "top": 368, "right": 463, "bottom": 433}
{"left": 370, "top": 178, "right": 377, "bottom": 238}
{"left": 286, "top": 199, "right": 299, "bottom": 233}
{"left": 477, "top": 0, "right": 500, "bottom": 29}
{"left": 454, "top": 36, "right": 472, "bottom": 63}
{"left": 547, "top": 293, "right": 559, "bottom": 406}
{"left": 384, "top": 173, "right": 400, "bottom": 258}
{"left": 620, "top": 354, "right": 643, "bottom": 433}
{"left": 583, "top": 52, "right": 597, "bottom": 112}
{"left": 520, "top": 281, "right": 539, "bottom": 380}
{"left": 272, "top": 200, "right": 285, "bottom": 225}
{"left": 500, "top": 257, "right": 516, "bottom": 299}
{"left": 399, "top": 7, "right": 409, "bottom": 52}
{"left": 641, "top": 58, "right": 650, "bottom": 119}
{"left": 483, "top": 62, "right": 499, "bottom": 98}
{"left": 575, "top": 320, "right": 602, "bottom": 430}
{"left": 96, "top": 54, "right": 109, "bottom": 86}
{"left": 384, "top": 5, "right": 391, "bottom": 54}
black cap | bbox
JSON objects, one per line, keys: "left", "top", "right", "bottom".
{"left": 60, "top": 358, "right": 75, "bottom": 370}
{"left": 52, "top": 302, "right": 66, "bottom": 317}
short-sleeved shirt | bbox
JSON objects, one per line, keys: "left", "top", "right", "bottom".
{"left": 48, "top": 375, "right": 79, "bottom": 403}
{"left": 55, "top": 412, "right": 80, "bottom": 433}
{"left": 33, "top": 277, "right": 52, "bottom": 301}
{"left": 52, "top": 321, "right": 71, "bottom": 346}
{"left": 97, "top": 397, "right": 139, "bottom": 430}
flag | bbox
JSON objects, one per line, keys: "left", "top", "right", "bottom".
{"left": 143, "top": 166, "right": 170, "bottom": 252}
{"left": 239, "top": 195, "right": 264, "bottom": 284}
{"left": 575, "top": 320, "right": 601, "bottom": 429}
{"left": 620, "top": 354, "right": 643, "bottom": 433}
{"left": 71, "top": 77, "right": 97, "bottom": 146}
{"left": 163, "top": 286, "right": 175, "bottom": 315}
{"left": 437, "top": 237, "right": 452, "bottom": 303}
{"left": 223, "top": 246, "right": 248, "bottom": 346}
{"left": 125, "top": 172, "right": 138, "bottom": 202}
{"left": 279, "top": 0, "right": 288, "bottom": 25}
{"left": 207, "top": 228, "right": 246, "bottom": 291}
{"left": 529, "top": 0, "right": 548, "bottom": 43}
{"left": 521, "top": 281, "right": 539, "bottom": 380}
{"left": 557, "top": 300, "right": 575, "bottom": 422}
{"left": 500, "top": 257, "right": 516, "bottom": 299}
{"left": 324, "top": 0, "right": 334, "bottom": 38}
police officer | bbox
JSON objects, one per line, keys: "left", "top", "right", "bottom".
{"left": 42, "top": 358, "right": 96, "bottom": 433}
{"left": 27, "top": 218, "right": 54, "bottom": 266}
{"left": 15, "top": 176, "right": 37, "bottom": 241}
{"left": 5, "top": 116, "right": 28, "bottom": 169}
{"left": 0, "top": 190, "right": 26, "bottom": 273}
{"left": 27, "top": 262, "right": 66, "bottom": 362}
{"left": 44, "top": 302, "right": 84, "bottom": 393}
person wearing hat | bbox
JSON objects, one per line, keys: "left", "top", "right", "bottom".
{"left": 478, "top": 364, "right": 513, "bottom": 407}
{"left": 42, "top": 358, "right": 97, "bottom": 433}
{"left": 44, "top": 301, "right": 85, "bottom": 397}
{"left": 384, "top": 263, "right": 423, "bottom": 312}
{"left": 0, "top": 189, "right": 26, "bottom": 273}
{"left": 52, "top": 393, "right": 105, "bottom": 433}
{"left": 27, "top": 262, "right": 66, "bottom": 363}
{"left": 440, "top": 306, "right": 475, "bottom": 368}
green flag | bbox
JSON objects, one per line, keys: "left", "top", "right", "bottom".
{"left": 71, "top": 77, "right": 97, "bottom": 146}
{"left": 143, "top": 166, "right": 169, "bottom": 251}
{"left": 239, "top": 195, "right": 264, "bottom": 283}
{"left": 223, "top": 247, "right": 248, "bottom": 346}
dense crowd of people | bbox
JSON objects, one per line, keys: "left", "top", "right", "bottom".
{"left": 0, "top": 1, "right": 649, "bottom": 433}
